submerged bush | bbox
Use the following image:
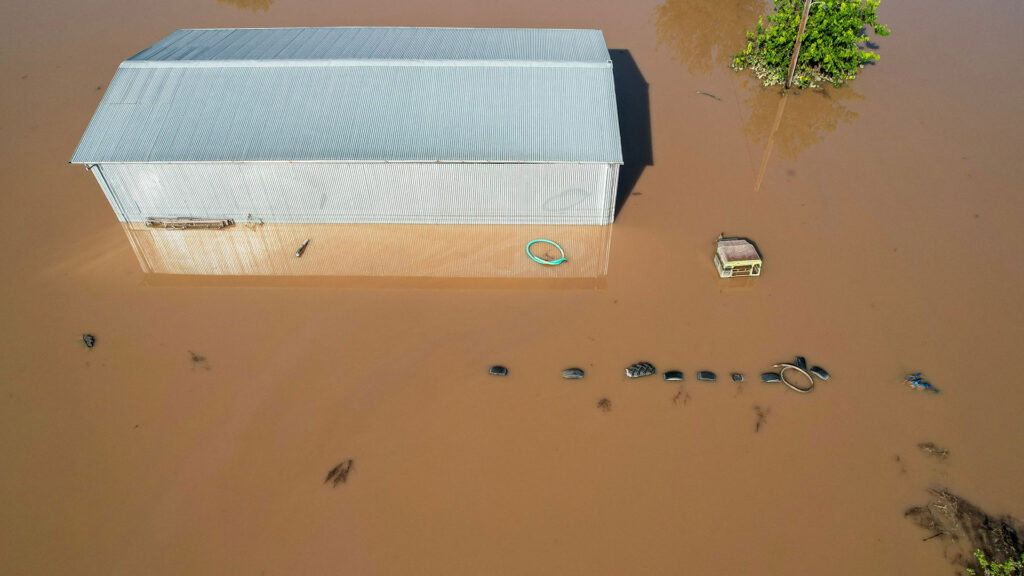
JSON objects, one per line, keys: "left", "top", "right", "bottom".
{"left": 967, "top": 550, "right": 1024, "bottom": 576}
{"left": 733, "top": 0, "right": 890, "bottom": 87}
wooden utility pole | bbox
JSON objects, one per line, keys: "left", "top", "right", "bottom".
{"left": 785, "top": 0, "right": 814, "bottom": 89}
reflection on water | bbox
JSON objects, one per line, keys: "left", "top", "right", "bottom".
{"left": 653, "top": 0, "right": 860, "bottom": 164}
{"left": 653, "top": 0, "right": 768, "bottom": 74}
{"left": 122, "top": 222, "right": 613, "bottom": 278}
{"left": 743, "top": 79, "right": 862, "bottom": 162}
{"left": 217, "top": 0, "right": 272, "bottom": 12}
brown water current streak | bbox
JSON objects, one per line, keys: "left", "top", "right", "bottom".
{"left": 2, "top": 0, "right": 1023, "bottom": 575}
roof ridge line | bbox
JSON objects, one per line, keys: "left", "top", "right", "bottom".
{"left": 173, "top": 26, "right": 601, "bottom": 32}
{"left": 120, "top": 60, "right": 613, "bottom": 69}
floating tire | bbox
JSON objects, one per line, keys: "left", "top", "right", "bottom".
{"left": 774, "top": 363, "right": 814, "bottom": 393}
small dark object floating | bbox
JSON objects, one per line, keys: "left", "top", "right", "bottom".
{"left": 563, "top": 368, "right": 585, "bottom": 379}
{"left": 324, "top": 459, "right": 354, "bottom": 487}
{"left": 295, "top": 238, "right": 311, "bottom": 258}
{"left": 911, "top": 380, "right": 939, "bottom": 393}
{"left": 794, "top": 356, "right": 807, "bottom": 370}
{"left": 663, "top": 370, "right": 684, "bottom": 381}
{"left": 626, "top": 362, "right": 656, "bottom": 378}
{"left": 697, "top": 371, "right": 716, "bottom": 382}
{"left": 731, "top": 373, "right": 744, "bottom": 382}
{"left": 810, "top": 366, "right": 831, "bottom": 381}
{"left": 761, "top": 372, "right": 782, "bottom": 383}
{"left": 904, "top": 372, "right": 939, "bottom": 393}
{"left": 82, "top": 334, "right": 96, "bottom": 349}
{"left": 489, "top": 366, "right": 508, "bottom": 376}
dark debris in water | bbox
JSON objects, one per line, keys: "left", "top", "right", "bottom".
{"left": 753, "top": 405, "right": 770, "bottom": 433}
{"left": 894, "top": 455, "right": 907, "bottom": 474}
{"left": 731, "top": 373, "right": 744, "bottom": 382}
{"left": 597, "top": 398, "right": 612, "bottom": 412}
{"left": 906, "top": 489, "right": 1024, "bottom": 573}
{"left": 324, "top": 459, "right": 354, "bottom": 487}
{"left": 918, "top": 442, "right": 950, "bottom": 460}
{"left": 695, "top": 90, "right": 723, "bottom": 102}
{"left": 82, "top": 334, "right": 96, "bottom": 349}
{"left": 189, "top": 351, "right": 211, "bottom": 371}
{"left": 905, "top": 372, "right": 939, "bottom": 393}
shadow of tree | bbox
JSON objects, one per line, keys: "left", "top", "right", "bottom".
{"left": 743, "top": 77, "right": 862, "bottom": 161}
{"left": 609, "top": 50, "right": 653, "bottom": 217}
{"left": 654, "top": 0, "right": 769, "bottom": 75}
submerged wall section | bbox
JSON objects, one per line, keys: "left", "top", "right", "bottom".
{"left": 94, "top": 162, "right": 618, "bottom": 225}
{"left": 122, "top": 222, "right": 613, "bottom": 278}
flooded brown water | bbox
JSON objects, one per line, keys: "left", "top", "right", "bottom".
{"left": 3, "top": 0, "right": 1023, "bottom": 574}
{"left": 122, "top": 222, "right": 613, "bottom": 278}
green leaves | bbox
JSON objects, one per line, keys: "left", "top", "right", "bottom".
{"left": 732, "top": 0, "right": 891, "bottom": 87}
{"left": 968, "top": 550, "right": 1024, "bottom": 576}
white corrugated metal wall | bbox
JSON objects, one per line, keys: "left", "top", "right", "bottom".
{"left": 95, "top": 162, "right": 617, "bottom": 225}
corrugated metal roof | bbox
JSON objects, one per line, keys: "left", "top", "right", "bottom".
{"left": 127, "top": 27, "right": 612, "bottom": 65}
{"left": 71, "top": 27, "right": 622, "bottom": 164}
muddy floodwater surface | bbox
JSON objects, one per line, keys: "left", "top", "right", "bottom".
{"left": 2, "top": 0, "right": 1023, "bottom": 574}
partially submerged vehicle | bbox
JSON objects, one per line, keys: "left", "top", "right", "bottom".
{"left": 714, "top": 236, "right": 762, "bottom": 278}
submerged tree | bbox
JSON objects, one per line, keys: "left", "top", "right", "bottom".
{"left": 967, "top": 550, "right": 1024, "bottom": 576}
{"left": 733, "top": 0, "right": 890, "bottom": 87}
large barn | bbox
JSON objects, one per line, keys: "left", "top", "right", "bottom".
{"left": 71, "top": 27, "right": 623, "bottom": 225}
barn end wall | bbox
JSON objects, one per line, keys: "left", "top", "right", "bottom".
{"left": 94, "top": 162, "right": 619, "bottom": 225}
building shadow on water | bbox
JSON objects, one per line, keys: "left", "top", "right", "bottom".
{"left": 609, "top": 50, "right": 653, "bottom": 218}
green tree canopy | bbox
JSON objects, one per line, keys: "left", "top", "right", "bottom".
{"left": 733, "top": 0, "right": 890, "bottom": 87}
